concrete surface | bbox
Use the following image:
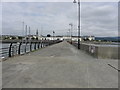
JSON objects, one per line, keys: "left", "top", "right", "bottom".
{"left": 2, "top": 41, "right": 118, "bottom": 88}
{"left": 98, "top": 46, "right": 118, "bottom": 59}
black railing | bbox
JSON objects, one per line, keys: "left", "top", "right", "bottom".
{"left": 0, "top": 40, "right": 62, "bottom": 58}
{"left": 0, "top": 47, "right": 9, "bottom": 57}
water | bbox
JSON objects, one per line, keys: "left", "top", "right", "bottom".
{"left": 86, "top": 43, "right": 120, "bottom": 47}
{"left": 80, "top": 42, "right": 120, "bottom": 47}
{"left": 95, "top": 44, "right": 119, "bottom": 47}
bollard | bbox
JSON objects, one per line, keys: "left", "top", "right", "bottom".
{"left": 18, "top": 42, "right": 22, "bottom": 55}
{"left": 9, "top": 43, "right": 13, "bottom": 57}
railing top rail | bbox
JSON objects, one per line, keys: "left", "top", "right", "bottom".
{"left": 0, "top": 47, "right": 9, "bottom": 50}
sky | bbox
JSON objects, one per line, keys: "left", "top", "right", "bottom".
{"left": 1, "top": 1, "right": 118, "bottom": 37}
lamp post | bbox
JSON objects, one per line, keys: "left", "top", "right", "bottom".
{"left": 68, "top": 29, "right": 70, "bottom": 39}
{"left": 69, "top": 23, "right": 73, "bottom": 43}
{"left": 53, "top": 31, "right": 55, "bottom": 40}
{"left": 73, "top": 0, "right": 81, "bottom": 49}
{"left": 29, "top": 26, "right": 31, "bottom": 42}
{"left": 25, "top": 25, "right": 27, "bottom": 39}
{"left": 29, "top": 26, "right": 31, "bottom": 37}
{"left": 22, "top": 21, "right": 24, "bottom": 43}
{"left": 22, "top": 21, "right": 24, "bottom": 37}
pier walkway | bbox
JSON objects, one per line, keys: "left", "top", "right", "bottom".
{"left": 2, "top": 41, "right": 118, "bottom": 88}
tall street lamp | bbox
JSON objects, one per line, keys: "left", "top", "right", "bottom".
{"left": 69, "top": 23, "right": 73, "bottom": 43}
{"left": 25, "top": 25, "right": 27, "bottom": 37}
{"left": 22, "top": 21, "right": 24, "bottom": 43}
{"left": 53, "top": 31, "right": 55, "bottom": 40}
{"left": 22, "top": 21, "right": 24, "bottom": 37}
{"left": 68, "top": 29, "right": 70, "bottom": 38}
{"left": 73, "top": 0, "right": 81, "bottom": 49}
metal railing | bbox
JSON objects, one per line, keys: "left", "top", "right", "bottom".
{"left": 0, "top": 40, "right": 62, "bottom": 58}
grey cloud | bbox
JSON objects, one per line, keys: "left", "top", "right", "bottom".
{"left": 2, "top": 2, "right": 118, "bottom": 37}
{"left": 81, "top": 2, "right": 118, "bottom": 37}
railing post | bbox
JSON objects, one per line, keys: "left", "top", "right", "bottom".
{"left": 34, "top": 42, "right": 36, "bottom": 50}
{"left": 25, "top": 43, "right": 27, "bottom": 53}
{"left": 30, "top": 42, "right": 32, "bottom": 52}
{"left": 43, "top": 43, "right": 45, "bottom": 47}
{"left": 9, "top": 43, "right": 13, "bottom": 57}
{"left": 41, "top": 42, "right": 42, "bottom": 48}
{"left": 38, "top": 42, "right": 40, "bottom": 49}
{"left": 18, "top": 42, "right": 22, "bottom": 55}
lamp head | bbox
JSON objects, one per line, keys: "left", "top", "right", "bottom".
{"left": 73, "top": 0, "right": 77, "bottom": 3}
{"left": 69, "top": 23, "right": 73, "bottom": 26}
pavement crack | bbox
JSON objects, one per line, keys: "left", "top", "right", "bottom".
{"left": 108, "top": 64, "right": 120, "bottom": 72}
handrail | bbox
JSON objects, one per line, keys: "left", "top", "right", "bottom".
{"left": 9, "top": 43, "right": 13, "bottom": 57}
{"left": 18, "top": 42, "right": 22, "bottom": 54}
{"left": 1, "top": 40, "right": 62, "bottom": 58}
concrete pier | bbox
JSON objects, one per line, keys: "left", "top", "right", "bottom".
{"left": 2, "top": 41, "right": 118, "bottom": 88}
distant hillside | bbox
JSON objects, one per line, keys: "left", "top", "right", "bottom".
{"left": 95, "top": 37, "right": 120, "bottom": 42}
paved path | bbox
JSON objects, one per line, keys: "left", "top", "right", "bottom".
{"left": 2, "top": 41, "right": 118, "bottom": 88}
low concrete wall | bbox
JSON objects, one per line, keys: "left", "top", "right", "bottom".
{"left": 80, "top": 44, "right": 98, "bottom": 58}
{"left": 97, "top": 46, "right": 118, "bottom": 59}
{"left": 72, "top": 42, "right": 119, "bottom": 59}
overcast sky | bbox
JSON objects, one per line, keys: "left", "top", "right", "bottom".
{"left": 1, "top": 1, "right": 118, "bottom": 37}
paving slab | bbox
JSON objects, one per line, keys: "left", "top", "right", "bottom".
{"left": 2, "top": 41, "right": 118, "bottom": 88}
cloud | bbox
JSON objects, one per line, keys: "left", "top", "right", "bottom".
{"left": 2, "top": 2, "right": 118, "bottom": 37}
{"left": 81, "top": 2, "right": 118, "bottom": 36}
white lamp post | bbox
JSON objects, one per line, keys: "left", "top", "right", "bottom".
{"left": 69, "top": 23, "right": 73, "bottom": 43}
{"left": 73, "top": 0, "right": 81, "bottom": 49}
